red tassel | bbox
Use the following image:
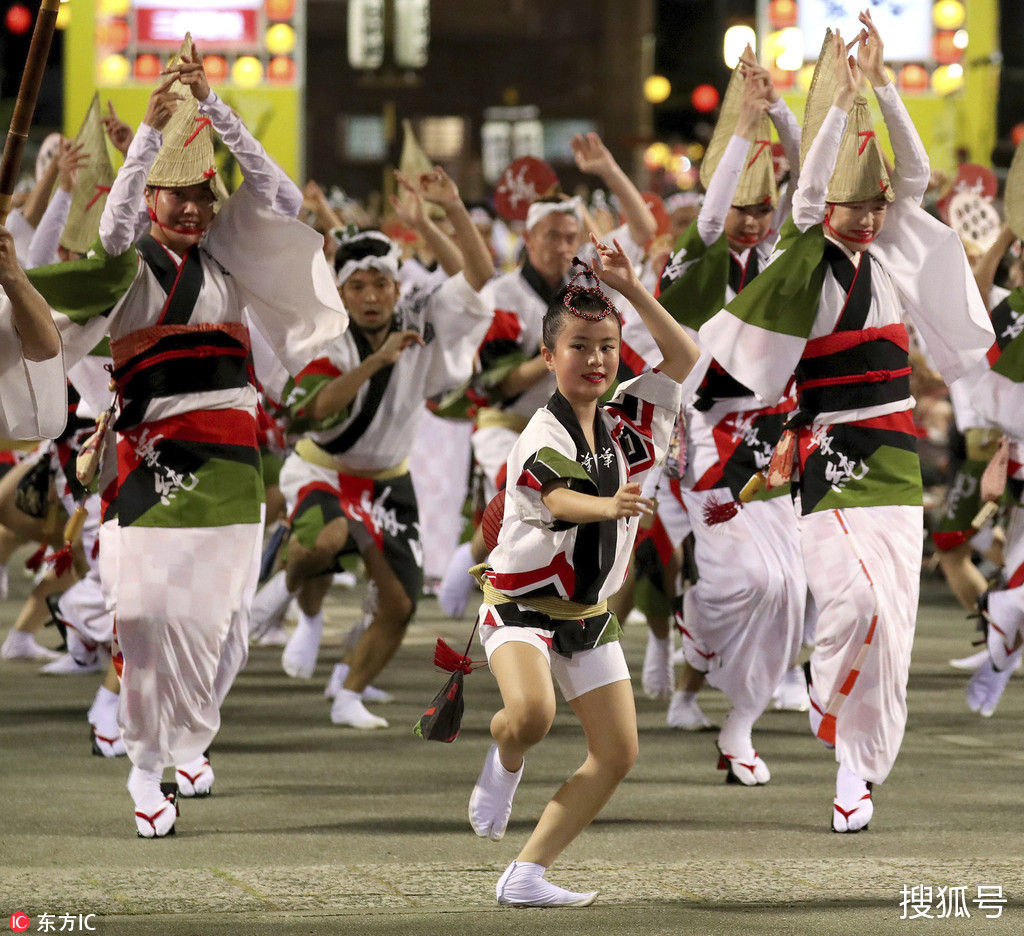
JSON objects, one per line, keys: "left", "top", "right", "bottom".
{"left": 25, "top": 541, "right": 47, "bottom": 572}
{"left": 91, "top": 538, "right": 100, "bottom": 561}
{"left": 433, "top": 637, "right": 476, "bottom": 674}
{"left": 48, "top": 543, "right": 75, "bottom": 578}
{"left": 703, "top": 495, "right": 738, "bottom": 527}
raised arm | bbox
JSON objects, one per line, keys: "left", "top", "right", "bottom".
{"left": 390, "top": 170, "right": 464, "bottom": 277}
{"left": 20, "top": 155, "right": 60, "bottom": 230}
{"left": 572, "top": 132, "right": 657, "bottom": 247}
{"left": 857, "top": 10, "right": 929, "bottom": 202}
{"left": 589, "top": 233, "right": 699, "bottom": 383}
{"left": 99, "top": 75, "right": 182, "bottom": 256}
{"left": 974, "top": 224, "right": 1018, "bottom": 309}
{"left": 169, "top": 40, "right": 288, "bottom": 205}
{"left": 792, "top": 30, "right": 860, "bottom": 231}
{"left": 27, "top": 139, "right": 86, "bottom": 268}
{"left": 0, "top": 225, "right": 61, "bottom": 361}
{"left": 413, "top": 167, "right": 494, "bottom": 292}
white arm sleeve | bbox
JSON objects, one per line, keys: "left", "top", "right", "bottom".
{"left": 99, "top": 123, "right": 162, "bottom": 256}
{"left": 873, "top": 82, "right": 930, "bottom": 204}
{"left": 791, "top": 106, "right": 848, "bottom": 232}
{"left": 696, "top": 135, "right": 749, "bottom": 246}
{"left": 26, "top": 187, "right": 72, "bottom": 269}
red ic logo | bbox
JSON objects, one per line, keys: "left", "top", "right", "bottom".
{"left": 8, "top": 912, "right": 30, "bottom": 933}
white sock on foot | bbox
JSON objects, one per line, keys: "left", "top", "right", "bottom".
{"left": 1, "top": 629, "right": 62, "bottom": 661}
{"left": 127, "top": 766, "right": 176, "bottom": 837}
{"left": 641, "top": 631, "right": 673, "bottom": 700}
{"left": 281, "top": 610, "right": 323, "bottom": 679}
{"left": 250, "top": 571, "right": 297, "bottom": 638}
{"left": 496, "top": 861, "right": 598, "bottom": 908}
{"left": 833, "top": 763, "right": 873, "bottom": 832}
{"left": 175, "top": 754, "right": 214, "bottom": 797}
{"left": 469, "top": 743, "right": 523, "bottom": 841}
{"left": 438, "top": 542, "right": 477, "bottom": 618}
{"left": 666, "top": 690, "right": 712, "bottom": 730}
{"left": 330, "top": 688, "right": 388, "bottom": 729}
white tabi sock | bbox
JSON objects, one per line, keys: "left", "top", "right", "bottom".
{"left": 281, "top": 609, "right": 323, "bottom": 679}
{"left": 495, "top": 861, "right": 598, "bottom": 908}
{"left": 438, "top": 542, "right": 478, "bottom": 618}
{"left": 250, "top": 570, "right": 297, "bottom": 636}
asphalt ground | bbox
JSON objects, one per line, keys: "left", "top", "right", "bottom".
{"left": 1, "top": 562, "right": 1021, "bottom": 936}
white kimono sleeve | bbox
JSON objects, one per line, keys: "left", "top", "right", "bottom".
{"left": 418, "top": 272, "right": 493, "bottom": 399}
{"left": 0, "top": 294, "right": 67, "bottom": 439}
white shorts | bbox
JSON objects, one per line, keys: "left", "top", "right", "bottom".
{"left": 479, "top": 623, "right": 630, "bottom": 702}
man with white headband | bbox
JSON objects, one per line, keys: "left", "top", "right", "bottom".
{"left": 439, "top": 133, "right": 658, "bottom": 617}
{"left": 259, "top": 167, "right": 494, "bottom": 729}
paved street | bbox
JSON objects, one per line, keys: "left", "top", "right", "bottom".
{"left": 1, "top": 564, "right": 1021, "bottom": 936}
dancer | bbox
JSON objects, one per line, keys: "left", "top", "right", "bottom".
{"left": 267, "top": 168, "right": 493, "bottom": 728}
{"left": 699, "top": 16, "right": 992, "bottom": 830}
{"left": 656, "top": 53, "right": 806, "bottom": 783}
{"left": 36, "top": 38, "right": 346, "bottom": 836}
{"left": 468, "top": 236, "right": 697, "bottom": 906}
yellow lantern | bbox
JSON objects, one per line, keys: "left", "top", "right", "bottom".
{"left": 644, "top": 142, "right": 671, "bottom": 170}
{"left": 265, "top": 23, "right": 296, "bottom": 56}
{"left": 232, "top": 56, "right": 264, "bottom": 88}
{"left": 98, "top": 54, "right": 130, "bottom": 86}
{"left": 98, "top": 0, "right": 131, "bottom": 15}
{"left": 932, "top": 0, "right": 966, "bottom": 31}
{"left": 931, "top": 63, "right": 964, "bottom": 95}
{"left": 643, "top": 75, "right": 672, "bottom": 105}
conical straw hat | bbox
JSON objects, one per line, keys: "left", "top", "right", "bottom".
{"left": 699, "top": 62, "right": 777, "bottom": 207}
{"left": 1006, "top": 136, "right": 1024, "bottom": 241}
{"left": 147, "top": 34, "right": 218, "bottom": 189}
{"left": 60, "top": 93, "right": 116, "bottom": 254}
{"left": 827, "top": 95, "right": 892, "bottom": 203}
{"left": 800, "top": 31, "right": 838, "bottom": 169}
{"left": 801, "top": 30, "right": 892, "bottom": 204}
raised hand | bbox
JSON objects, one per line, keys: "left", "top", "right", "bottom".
{"left": 738, "top": 45, "right": 778, "bottom": 103}
{"left": 142, "top": 74, "right": 184, "bottom": 132}
{"left": 589, "top": 232, "right": 640, "bottom": 296}
{"left": 164, "top": 38, "right": 211, "bottom": 102}
{"left": 56, "top": 138, "right": 89, "bottom": 193}
{"left": 736, "top": 76, "right": 771, "bottom": 139}
{"left": 415, "top": 166, "right": 461, "bottom": 208}
{"left": 857, "top": 9, "right": 888, "bottom": 86}
{"left": 102, "top": 101, "right": 134, "bottom": 155}
{"left": 832, "top": 29, "right": 862, "bottom": 111}
{"left": 571, "top": 132, "right": 617, "bottom": 178}
{"left": 608, "top": 482, "right": 655, "bottom": 519}
{"left": 389, "top": 171, "right": 427, "bottom": 228}
{"left": 373, "top": 329, "right": 426, "bottom": 366}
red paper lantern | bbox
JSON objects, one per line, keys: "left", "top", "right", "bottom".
{"left": 768, "top": 0, "right": 798, "bottom": 29}
{"left": 691, "top": 84, "right": 720, "bottom": 113}
{"left": 267, "top": 56, "right": 296, "bottom": 84}
{"left": 932, "top": 31, "right": 962, "bottom": 65}
{"left": 204, "top": 55, "right": 229, "bottom": 84}
{"left": 4, "top": 4, "right": 32, "bottom": 35}
{"left": 134, "top": 54, "right": 162, "bottom": 82}
{"left": 898, "top": 64, "right": 929, "bottom": 94}
{"left": 1012, "top": 123, "right": 1024, "bottom": 147}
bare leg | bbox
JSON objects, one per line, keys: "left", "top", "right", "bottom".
{"left": 517, "top": 678, "right": 637, "bottom": 867}
{"left": 487, "top": 640, "right": 557, "bottom": 772}
{"left": 937, "top": 542, "right": 988, "bottom": 611}
{"left": 342, "top": 545, "right": 413, "bottom": 693}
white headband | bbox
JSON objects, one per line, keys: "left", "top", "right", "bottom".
{"left": 664, "top": 192, "right": 704, "bottom": 214}
{"left": 336, "top": 253, "right": 402, "bottom": 287}
{"left": 525, "top": 197, "right": 583, "bottom": 232}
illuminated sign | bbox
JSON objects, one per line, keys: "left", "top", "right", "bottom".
{"left": 796, "top": 0, "right": 932, "bottom": 64}
{"left": 95, "top": 0, "right": 303, "bottom": 87}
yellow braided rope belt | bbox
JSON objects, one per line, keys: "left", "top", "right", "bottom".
{"left": 295, "top": 438, "right": 409, "bottom": 480}
{"left": 469, "top": 563, "right": 608, "bottom": 621}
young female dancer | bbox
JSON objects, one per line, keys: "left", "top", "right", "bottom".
{"left": 468, "top": 234, "right": 699, "bottom": 906}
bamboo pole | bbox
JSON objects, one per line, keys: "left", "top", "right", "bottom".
{"left": 0, "top": 0, "right": 63, "bottom": 225}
